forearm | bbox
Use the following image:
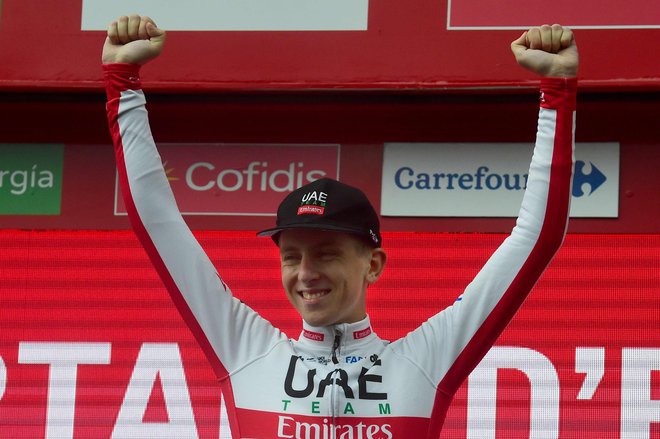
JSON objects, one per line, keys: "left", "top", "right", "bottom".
{"left": 444, "top": 76, "right": 576, "bottom": 383}
{"left": 104, "top": 63, "right": 183, "bottom": 229}
{"left": 105, "top": 63, "right": 224, "bottom": 365}
{"left": 104, "top": 64, "right": 284, "bottom": 375}
{"left": 396, "top": 77, "right": 577, "bottom": 391}
{"left": 512, "top": 77, "right": 576, "bottom": 251}
{"left": 104, "top": 63, "right": 209, "bottom": 297}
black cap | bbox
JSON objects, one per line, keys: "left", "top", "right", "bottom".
{"left": 257, "top": 178, "right": 381, "bottom": 247}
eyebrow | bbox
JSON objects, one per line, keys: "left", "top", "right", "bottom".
{"left": 279, "top": 240, "right": 342, "bottom": 254}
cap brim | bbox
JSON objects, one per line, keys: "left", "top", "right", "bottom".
{"left": 256, "top": 224, "right": 380, "bottom": 247}
{"left": 257, "top": 223, "right": 366, "bottom": 238}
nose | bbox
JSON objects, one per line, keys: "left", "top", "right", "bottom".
{"left": 298, "top": 254, "right": 321, "bottom": 283}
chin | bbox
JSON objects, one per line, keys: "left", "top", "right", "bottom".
{"left": 303, "top": 314, "right": 335, "bottom": 327}
{"left": 304, "top": 317, "right": 328, "bottom": 327}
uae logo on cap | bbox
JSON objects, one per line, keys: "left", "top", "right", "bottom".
{"left": 298, "top": 190, "right": 327, "bottom": 216}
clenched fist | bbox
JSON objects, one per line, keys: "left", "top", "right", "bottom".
{"left": 511, "top": 24, "right": 578, "bottom": 78}
{"left": 102, "top": 15, "right": 166, "bottom": 65}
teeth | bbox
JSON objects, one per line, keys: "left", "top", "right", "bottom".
{"left": 301, "top": 290, "right": 329, "bottom": 300}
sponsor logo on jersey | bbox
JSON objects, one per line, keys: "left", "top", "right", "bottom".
{"left": 284, "top": 355, "right": 388, "bottom": 400}
{"left": 277, "top": 416, "right": 393, "bottom": 439}
{"left": 353, "top": 327, "right": 372, "bottom": 340}
{"left": 303, "top": 330, "right": 325, "bottom": 342}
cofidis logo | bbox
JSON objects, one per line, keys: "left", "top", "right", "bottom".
{"left": 0, "top": 144, "right": 64, "bottom": 215}
{"left": 115, "top": 144, "right": 340, "bottom": 216}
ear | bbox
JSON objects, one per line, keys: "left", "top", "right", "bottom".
{"left": 366, "top": 248, "right": 387, "bottom": 285}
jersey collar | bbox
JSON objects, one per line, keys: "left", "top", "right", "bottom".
{"left": 299, "top": 315, "right": 375, "bottom": 349}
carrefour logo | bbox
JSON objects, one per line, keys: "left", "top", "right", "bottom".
{"left": 394, "top": 166, "right": 529, "bottom": 192}
{"left": 573, "top": 161, "right": 607, "bottom": 197}
{"left": 394, "top": 160, "right": 608, "bottom": 198}
{"left": 381, "top": 142, "right": 619, "bottom": 218}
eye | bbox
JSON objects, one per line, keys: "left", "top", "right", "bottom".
{"left": 318, "top": 250, "right": 340, "bottom": 260}
{"left": 281, "top": 253, "right": 301, "bottom": 263}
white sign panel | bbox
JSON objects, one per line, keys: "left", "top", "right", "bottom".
{"left": 381, "top": 142, "right": 619, "bottom": 218}
{"left": 81, "top": 0, "right": 369, "bottom": 31}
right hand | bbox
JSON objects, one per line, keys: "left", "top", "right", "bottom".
{"left": 510, "top": 24, "right": 578, "bottom": 78}
{"left": 102, "top": 15, "right": 166, "bottom": 65}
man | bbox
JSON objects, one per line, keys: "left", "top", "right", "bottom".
{"left": 103, "top": 16, "right": 577, "bottom": 438}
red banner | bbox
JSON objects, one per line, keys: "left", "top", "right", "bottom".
{"left": 1, "top": 0, "right": 659, "bottom": 91}
{"left": 1, "top": 231, "right": 658, "bottom": 437}
{"left": 449, "top": 0, "right": 660, "bottom": 28}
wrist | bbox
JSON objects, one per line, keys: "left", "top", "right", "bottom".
{"left": 540, "top": 77, "right": 577, "bottom": 110}
{"left": 102, "top": 63, "right": 143, "bottom": 97}
{"left": 102, "top": 63, "right": 141, "bottom": 75}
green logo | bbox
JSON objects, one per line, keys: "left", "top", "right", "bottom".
{"left": 0, "top": 144, "right": 64, "bottom": 215}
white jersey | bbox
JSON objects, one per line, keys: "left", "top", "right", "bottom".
{"left": 104, "top": 63, "right": 576, "bottom": 438}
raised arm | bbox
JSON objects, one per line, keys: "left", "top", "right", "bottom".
{"left": 393, "top": 24, "right": 578, "bottom": 409}
{"left": 103, "top": 16, "right": 285, "bottom": 378}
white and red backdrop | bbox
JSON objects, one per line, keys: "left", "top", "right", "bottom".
{"left": 1, "top": 0, "right": 659, "bottom": 437}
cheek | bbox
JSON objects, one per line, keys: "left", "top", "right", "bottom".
{"left": 281, "top": 268, "right": 294, "bottom": 290}
{"left": 344, "top": 263, "right": 369, "bottom": 290}
{"left": 355, "top": 257, "right": 371, "bottom": 278}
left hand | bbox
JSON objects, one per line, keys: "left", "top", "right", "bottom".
{"left": 511, "top": 24, "right": 578, "bottom": 78}
{"left": 102, "top": 15, "right": 166, "bottom": 65}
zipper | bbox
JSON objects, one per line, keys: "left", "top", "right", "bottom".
{"left": 331, "top": 329, "right": 342, "bottom": 364}
{"left": 330, "top": 329, "right": 343, "bottom": 437}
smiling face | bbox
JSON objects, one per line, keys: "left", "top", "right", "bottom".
{"left": 278, "top": 229, "right": 386, "bottom": 327}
